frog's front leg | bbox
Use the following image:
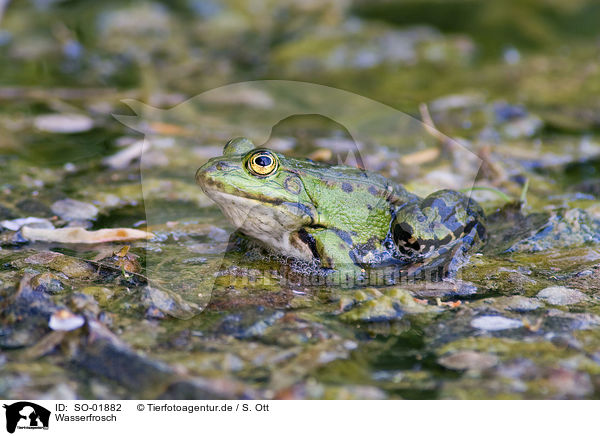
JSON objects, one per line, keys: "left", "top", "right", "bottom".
{"left": 303, "top": 228, "right": 366, "bottom": 281}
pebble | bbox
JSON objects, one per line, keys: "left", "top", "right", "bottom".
{"left": 31, "top": 272, "right": 63, "bottom": 294}
{"left": 504, "top": 296, "right": 543, "bottom": 312}
{"left": 33, "top": 113, "right": 94, "bottom": 133}
{"left": 51, "top": 198, "right": 98, "bottom": 221}
{"left": 81, "top": 287, "right": 115, "bottom": 306}
{"left": 0, "top": 217, "right": 54, "bottom": 231}
{"left": 502, "top": 115, "right": 543, "bottom": 139}
{"left": 438, "top": 350, "right": 499, "bottom": 371}
{"left": 536, "top": 287, "right": 588, "bottom": 306}
{"left": 471, "top": 315, "right": 523, "bottom": 331}
{"left": 141, "top": 286, "right": 201, "bottom": 320}
{"left": 49, "top": 309, "right": 85, "bottom": 331}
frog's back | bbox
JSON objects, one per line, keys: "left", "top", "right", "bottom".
{"left": 285, "top": 157, "right": 418, "bottom": 207}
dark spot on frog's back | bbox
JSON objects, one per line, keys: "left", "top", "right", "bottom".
{"left": 422, "top": 196, "right": 453, "bottom": 220}
{"left": 368, "top": 186, "right": 378, "bottom": 196}
{"left": 342, "top": 182, "right": 353, "bottom": 193}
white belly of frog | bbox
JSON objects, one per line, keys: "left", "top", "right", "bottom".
{"left": 207, "top": 191, "right": 314, "bottom": 261}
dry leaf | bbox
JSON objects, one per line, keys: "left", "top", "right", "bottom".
{"left": 22, "top": 226, "right": 154, "bottom": 243}
{"left": 400, "top": 147, "right": 440, "bottom": 165}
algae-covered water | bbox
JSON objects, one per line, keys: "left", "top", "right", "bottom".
{"left": 1, "top": 0, "right": 600, "bottom": 399}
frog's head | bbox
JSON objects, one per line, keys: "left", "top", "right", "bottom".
{"left": 196, "top": 138, "right": 318, "bottom": 252}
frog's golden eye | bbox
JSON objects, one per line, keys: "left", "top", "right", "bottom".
{"left": 247, "top": 151, "right": 278, "bottom": 177}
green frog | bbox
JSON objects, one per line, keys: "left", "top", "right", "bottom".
{"left": 196, "top": 137, "right": 486, "bottom": 277}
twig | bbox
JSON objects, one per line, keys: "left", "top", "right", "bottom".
{"left": 419, "top": 102, "right": 456, "bottom": 153}
{"left": 0, "top": 0, "right": 10, "bottom": 26}
{"left": 519, "top": 178, "right": 530, "bottom": 205}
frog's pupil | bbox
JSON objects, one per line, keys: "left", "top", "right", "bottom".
{"left": 256, "top": 155, "right": 272, "bottom": 167}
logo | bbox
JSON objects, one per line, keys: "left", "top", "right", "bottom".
{"left": 3, "top": 402, "right": 50, "bottom": 434}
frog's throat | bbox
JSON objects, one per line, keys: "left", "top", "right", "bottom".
{"left": 205, "top": 190, "right": 316, "bottom": 261}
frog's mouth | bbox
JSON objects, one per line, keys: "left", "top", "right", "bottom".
{"left": 204, "top": 190, "right": 313, "bottom": 229}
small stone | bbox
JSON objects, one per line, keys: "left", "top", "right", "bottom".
{"left": 339, "top": 296, "right": 402, "bottom": 322}
{"left": 504, "top": 296, "right": 543, "bottom": 312}
{"left": 49, "top": 309, "right": 85, "bottom": 331}
{"left": 438, "top": 351, "right": 499, "bottom": 371}
{"left": 51, "top": 199, "right": 98, "bottom": 221}
{"left": 141, "top": 286, "right": 201, "bottom": 320}
{"left": 536, "top": 287, "right": 588, "bottom": 306}
{"left": 471, "top": 315, "right": 523, "bottom": 331}
{"left": 31, "top": 272, "right": 63, "bottom": 294}
{"left": 340, "top": 287, "right": 441, "bottom": 322}
{"left": 145, "top": 304, "right": 166, "bottom": 319}
{"left": 1, "top": 217, "right": 54, "bottom": 231}
{"left": 34, "top": 113, "right": 94, "bottom": 133}
{"left": 70, "top": 293, "right": 101, "bottom": 316}
{"left": 501, "top": 114, "right": 543, "bottom": 139}
{"left": 547, "top": 368, "right": 593, "bottom": 398}
{"left": 23, "top": 251, "right": 64, "bottom": 265}
{"left": 20, "top": 251, "right": 95, "bottom": 279}
{"left": 81, "top": 286, "right": 115, "bottom": 306}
